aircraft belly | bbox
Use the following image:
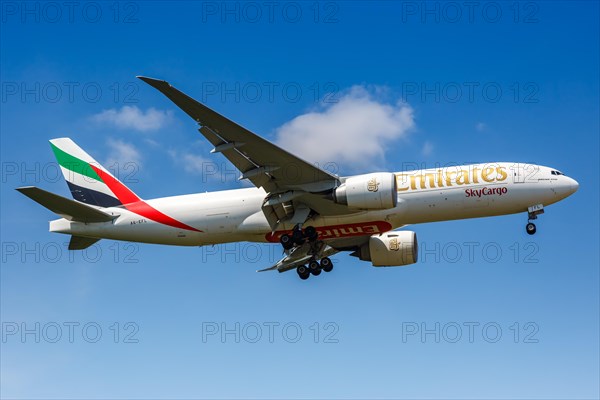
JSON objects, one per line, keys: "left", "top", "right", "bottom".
{"left": 69, "top": 217, "right": 204, "bottom": 246}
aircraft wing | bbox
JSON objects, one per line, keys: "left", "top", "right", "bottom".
{"left": 138, "top": 76, "right": 339, "bottom": 194}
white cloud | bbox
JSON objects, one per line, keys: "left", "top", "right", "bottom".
{"left": 421, "top": 141, "right": 434, "bottom": 156}
{"left": 168, "top": 149, "right": 254, "bottom": 185}
{"left": 168, "top": 149, "right": 212, "bottom": 176}
{"left": 274, "top": 86, "right": 415, "bottom": 171}
{"left": 91, "top": 106, "right": 173, "bottom": 132}
{"left": 143, "top": 138, "right": 160, "bottom": 147}
{"left": 182, "top": 153, "right": 213, "bottom": 176}
{"left": 104, "top": 138, "right": 142, "bottom": 169}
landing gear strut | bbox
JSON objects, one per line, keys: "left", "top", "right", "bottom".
{"left": 292, "top": 228, "right": 305, "bottom": 246}
{"left": 304, "top": 226, "right": 318, "bottom": 242}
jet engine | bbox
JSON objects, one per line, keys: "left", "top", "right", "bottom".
{"left": 354, "top": 231, "right": 418, "bottom": 267}
{"left": 333, "top": 172, "right": 397, "bottom": 210}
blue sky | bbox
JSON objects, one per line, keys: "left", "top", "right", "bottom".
{"left": 1, "top": 1, "right": 599, "bottom": 398}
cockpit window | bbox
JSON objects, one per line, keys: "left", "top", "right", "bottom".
{"left": 551, "top": 170, "right": 564, "bottom": 176}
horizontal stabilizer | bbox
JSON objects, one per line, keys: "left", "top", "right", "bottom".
{"left": 16, "top": 186, "right": 115, "bottom": 223}
{"left": 69, "top": 235, "right": 101, "bottom": 250}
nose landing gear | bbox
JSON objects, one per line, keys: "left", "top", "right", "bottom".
{"left": 525, "top": 204, "right": 544, "bottom": 235}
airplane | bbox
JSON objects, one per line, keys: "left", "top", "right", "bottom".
{"left": 16, "top": 76, "right": 579, "bottom": 280}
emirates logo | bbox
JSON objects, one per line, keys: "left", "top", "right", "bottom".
{"left": 367, "top": 177, "right": 380, "bottom": 192}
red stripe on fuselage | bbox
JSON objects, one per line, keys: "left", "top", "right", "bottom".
{"left": 91, "top": 165, "right": 202, "bottom": 232}
{"left": 265, "top": 221, "right": 392, "bottom": 242}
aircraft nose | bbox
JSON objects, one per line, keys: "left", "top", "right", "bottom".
{"left": 568, "top": 177, "right": 579, "bottom": 194}
{"left": 552, "top": 175, "right": 579, "bottom": 198}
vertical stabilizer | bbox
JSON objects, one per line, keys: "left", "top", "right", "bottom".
{"left": 49, "top": 138, "right": 140, "bottom": 207}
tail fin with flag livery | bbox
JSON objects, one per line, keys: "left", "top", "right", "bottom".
{"left": 49, "top": 138, "right": 140, "bottom": 208}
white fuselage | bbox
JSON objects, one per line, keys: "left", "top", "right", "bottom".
{"left": 49, "top": 163, "right": 579, "bottom": 246}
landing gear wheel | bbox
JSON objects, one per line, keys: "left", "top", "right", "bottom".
{"left": 308, "top": 260, "right": 321, "bottom": 275}
{"left": 526, "top": 222, "right": 537, "bottom": 235}
{"left": 297, "top": 265, "right": 310, "bottom": 280}
{"left": 321, "top": 257, "right": 333, "bottom": 272}
{"left": 280, "top": 234, "right": 294, "bottom": 250}
{"left": 304, "top": 226, "right": 318, "bottom": 242}
{"left": 299, "top": 272, "right": 310, "bottom": 280}
{"left": 292, "top": 229, "right": 305, "bottom": 246}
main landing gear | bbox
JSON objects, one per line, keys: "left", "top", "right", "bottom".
{"left": 279, "top": 225, "right": 317, "bottom": 250}
{"left": 525, "top": 204, "right": 544, "bottom": 235}
{"left": 280, "top": 225, "right": 333, "bottom": 280}
{"left": 297, "top": 265, "right": 310, "bottom": 280}
{"left": 296, "top": 257, "right": 334, "bottom": 280}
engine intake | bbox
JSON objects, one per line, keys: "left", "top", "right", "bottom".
{"left": 355, "top": 231, "right": 418, "bottom": 267}
{"left": 334, "top": 172, "right": 397, "bottom": 210}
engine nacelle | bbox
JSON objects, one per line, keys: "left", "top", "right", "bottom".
{"left": 334, "top": 172, "right": 397, "bottom": 210}
{"left": 355, "top": 231, "right": 418, "bottom": 267}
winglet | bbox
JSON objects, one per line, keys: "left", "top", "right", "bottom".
{"left": 137, "top": 75, "right": 211, "bottom": 124}
{"left": 136, "top": 76, "right": 171, "bottom": 90}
